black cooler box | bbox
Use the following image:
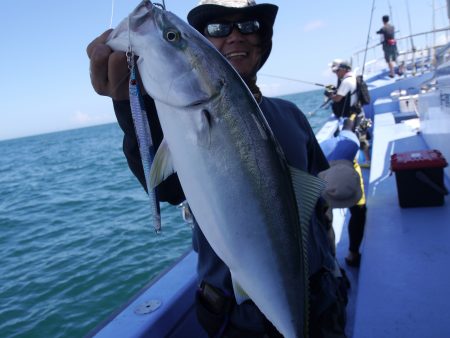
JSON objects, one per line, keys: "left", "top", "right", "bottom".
{"left": 390, "top": 149, "right": 448, "bottom": 208}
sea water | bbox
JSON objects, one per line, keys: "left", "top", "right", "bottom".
{"left": 0, "top": 89, "right": 331, "bottom": 337}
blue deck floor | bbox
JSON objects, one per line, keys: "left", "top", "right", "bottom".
{"left": 352, "top": 113, "right": 450, "bottom": 338}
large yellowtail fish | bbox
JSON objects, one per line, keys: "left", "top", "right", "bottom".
{"left": 107, "top": 1, "right": 325, "bottom": 337}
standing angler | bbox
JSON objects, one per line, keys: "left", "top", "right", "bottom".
{"left": 376, "top": 15, "right": 403, "bottom": 78}
{"left": 87, "top": 1, "right": 348, "bottom": 337}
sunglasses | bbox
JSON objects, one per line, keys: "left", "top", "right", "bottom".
{"left": 205, "top": 20, "right": 260, "bottom": 38}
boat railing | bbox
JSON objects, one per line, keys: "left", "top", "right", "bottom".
{"left": 351, "top": 27, "right": 450, "bottom": 78}
{"left": 435, "top": 39, "right": 450, "bottom": 66}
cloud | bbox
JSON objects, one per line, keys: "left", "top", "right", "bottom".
{"left": 71, "top": 110, "right": 114, "bottom": 125}
{"left": 303, "top": 20, "right": 326, "bottom": 32}
{"left": 259, "top": 81, "right": 309, "bottom": 97}
{"left": 259, "top": 82, "right": 284, "bottom": 97}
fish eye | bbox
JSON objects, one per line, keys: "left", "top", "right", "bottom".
{"left": 165, "top": 29, "right": 180, "bottom": 42}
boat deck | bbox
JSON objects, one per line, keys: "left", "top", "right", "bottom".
{"left": 89, "top": 115, "right": 450, "bottom": 338}
{"left": 352, "top": 112, "right": 450, "bottom": 338}
{"left": 88, "top": 250, "right": 208, "bottom": 338}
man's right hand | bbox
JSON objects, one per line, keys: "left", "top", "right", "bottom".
{"left": 86, "top": 29, "right": 130, "bottom": 101}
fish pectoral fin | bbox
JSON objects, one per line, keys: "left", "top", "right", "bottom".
{"left": 289, "top": 166, "right": 326, "bottom": 228}
{"left": 150, "top": 138, "right": 176, "bottom": 188}
{"left": 231, "top": 277, "right": 250, "bottom": 305}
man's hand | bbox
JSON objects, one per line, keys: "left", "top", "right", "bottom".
{"left": 323, "top": 90, "right": 333, "bottom": 98}
{"left": 323, "top": 85, "right": 336, "bottom": 98}
{"left": 86, "top": 29, "right": 131, "bottom": 101}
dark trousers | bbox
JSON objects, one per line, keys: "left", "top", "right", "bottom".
{"left": 348, "top": 204, "right": 367, "bottom": 253}
{"left": 310, "top": 269, "right": 349, "bottom": 338}
{"left": 197, "top": 270, "right": 349, "bottom": 338}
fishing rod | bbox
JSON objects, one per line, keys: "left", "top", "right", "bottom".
{"left": 405, "top": 0, "right": 416, "bottom": 52}
{"left": 259, "top": 74, "right": 332, "bottom": 115}
{"left": 388, "top": 0, "right": 393, "bottom": 23}
{"left": 307, "top": 98, "right": 331, "bottom": 117}
{"left": 259, "top": 73, "right": 327, "bottom": 88}
{"left": 362, "top": 0, "right": 376, "bottom": 76}
{"left": 258, "top": 74, "right": 334, "bottom": 115}
{"left": 405, "top": 0, "right": 417, "bottom": 74}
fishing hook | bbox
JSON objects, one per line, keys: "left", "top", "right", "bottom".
{"left": 126, "top": 14, "right": 134, "bottom": 71}
{"left": 153, "top": 0, "right": 166, "bottom": 10}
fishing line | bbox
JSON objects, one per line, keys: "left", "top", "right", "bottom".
{"left": 259, "top": 73, "right": 326, "bottom": 87}
{"left": 109, "top": 0, "right": 115, "bottom": 28}
{"left": 362, "top": 0, "right": 376, "bottom": 76}
{"left": 405, "top": 0, "right": 416, "bottom": 52}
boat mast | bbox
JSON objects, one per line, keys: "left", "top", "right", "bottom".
{"left": 405, "top": 0, "right": 416, "bottom": 74}
{"left": 433, "top": 0, "right": 436, "bottom": 53}
{"left": 447, "top": 0, "right": 450, "bottom": 43}
{"left": 362, "top": 0, "right": 376, "bottom": 77}
{"left": 448, "top": 0, "right": 450, "bottom": 21}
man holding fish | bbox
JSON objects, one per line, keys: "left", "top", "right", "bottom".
{"left": 87, "top": 0, "right": 348, "bottom": 337}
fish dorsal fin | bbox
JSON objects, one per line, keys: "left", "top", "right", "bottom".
{"left": 288, "top": 166, "right": 326, "bottom": 229}
{"left": 231, "top": 275, "right": 250, "bottom": 305}
{"left": 150, "top": 138, "right": 176, "bottom": 188}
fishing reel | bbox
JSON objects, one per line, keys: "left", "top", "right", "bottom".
{"left": 323, "top": 84, "right": 337, "bottom": 98}
{"left": 357, "top": 117, "right": 373, "bottom": 132}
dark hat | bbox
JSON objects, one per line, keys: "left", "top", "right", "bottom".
{"left": 187, "top": 0, "right": 278, "bottom": 69}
